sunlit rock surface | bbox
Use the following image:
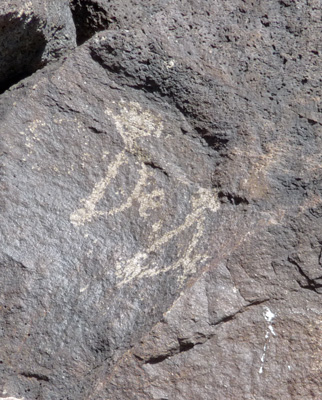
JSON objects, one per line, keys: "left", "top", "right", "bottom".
{"left": 1, "top": 1, "right": 321, "bottom": 399}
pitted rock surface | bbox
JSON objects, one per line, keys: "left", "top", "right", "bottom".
{"left": 0, "top": 0, "right": 76, "bottom": 93}
{"left": 1, "top": 1, "right": 321, "bottom": 399}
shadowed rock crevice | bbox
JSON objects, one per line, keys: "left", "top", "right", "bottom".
{"left": 144, "top": 354, "right": 169, "bottom": 365}
{"left": 142, "top": 160, "right": 169, "bottom": 176}
{"left": 19, "top": 372, "right": 50, "bottom": 382}
{"left": 0, "top": 14, "right": 46, "bottom": 94}
{"left": 288, "top": 256, "right": 322, "bottom": 294}
{"left": 69, "top": 0, "right": 111, "bottom": 45}
{"left": 0, "top": 2, "right": 76, "bottom": 94}
{"left": 143, "top": 340, "right": 196, "bottom": 365}
{"left": 139, "top": 302, "right": 265, "bottom": 366}
{"left": 217, "top": 190, "right": 249, "bottom": 206}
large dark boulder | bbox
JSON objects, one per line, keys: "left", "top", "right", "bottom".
{"left": 1, "top": 1, "right": 321, "bottom": 399}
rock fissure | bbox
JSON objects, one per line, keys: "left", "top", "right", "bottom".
{"left": 0, "top": 0, "right": 114, "bottom": 94}
{"left": 141, "top": 299, "right": 270, "bottom": 366}
{"left": 143, "top": 340, "right": 197, "bottom": 366}
{"left": 69, "top": 0, "right": 111, "bottom": 45}
{"left": 142, "top": 160, "right": 169, "bottom": 177}
{"left": 19, "top": 372, "right": 50, "bottom": 382}
{"left": 288, "top": 256, "right": 322, "bottom": 293}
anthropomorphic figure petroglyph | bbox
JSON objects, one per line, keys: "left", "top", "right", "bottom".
{"left": 70, "top": 100, "right": 220, "bottom": 287}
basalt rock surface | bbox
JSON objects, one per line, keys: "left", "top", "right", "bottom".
{"left": 0, "top": 1, "right": 321, "bottom": 399}
{"left": 0, "top": 0, "right": 76, "bottom": 94}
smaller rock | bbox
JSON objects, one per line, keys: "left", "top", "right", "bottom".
{"left": 0, "top": 0, "right": 76, "bottom": 93}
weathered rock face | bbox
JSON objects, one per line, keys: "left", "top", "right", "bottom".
{"left": 0, "top": 0, "right": 76, "bottom": 94}
{"left": 0, "top": 1, "right": 321, "bottom": 399}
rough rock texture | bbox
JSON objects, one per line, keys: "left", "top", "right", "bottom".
{"left": 0, "top": 0, "right": 76, "bottom": 94}
{"left": 0, "top": 1, "right": 321, "bottom": 399}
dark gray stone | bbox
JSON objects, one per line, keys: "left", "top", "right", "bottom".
{"left": 0, "top": 0, "right": 76, "bottom": 93}
{"left": 0, "top": 1, "right": 321, "bottom": 399}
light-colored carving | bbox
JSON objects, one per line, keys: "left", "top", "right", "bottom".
{"left": 70, "top": 100, "right": 220, "bottom": 286}
{"left": 259, "top": 307, "right": 277, "bottom": 375}
{"left": 71, "top": 101, "right": 164, "bottom": 226}
{"left": 70, "top": 151, "right": 127, "bottom": 226}
{"left": 115, "top": 187, "right": 219, "bottom": 286}
{"left": 107, "top": 164, "right": 165, "bottom": 218}
{"left": 105, "top": 100, "right": 163, "bottom": 153}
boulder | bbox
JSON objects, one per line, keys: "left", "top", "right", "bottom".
{"left": 0, "top": 0, "right": 76, "bottom": 93}
{"left": 0, "top": 1, "right": 321, "bottom": 399}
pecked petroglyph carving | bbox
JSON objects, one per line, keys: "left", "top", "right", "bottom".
{"left": 70, "top": 151, "right": 127, "bottom": 225}
{"left": 115, "top": 186, "right": 220, "bottom": 286}
{"left": 70, "top": 101, "right": 164, "bottom": 226}
{"left": 107, "top": 163, "right": 166, "bottom": 218}
{"left": 70, "top": 100, "right": 220, "bottom": 286}
{"left": 105, "top": 100, "right": 163, "bottom": 153}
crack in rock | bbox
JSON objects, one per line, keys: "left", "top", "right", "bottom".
{"left": 69, "top": 0, "right": 111, "bottom": 45}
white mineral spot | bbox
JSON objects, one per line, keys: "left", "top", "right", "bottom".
{"left": 269, "top": 324, "right": 276, "bottom": 336}
{"left": 165, "top": 59, "right": 175, "bottom": 69}
{"left": 259, "top": 306, "right": 277, "bottom": 375}
{"left": 263, "top": 307, "right": 275, "bottom": 322}
{"left": 80, "top": 285, "right": 89, "bottom": 293}
{"left": 2, "top": 397, "right": 24, "bottom": 400}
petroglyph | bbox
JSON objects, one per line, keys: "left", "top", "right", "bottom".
{"left": 71, "top": 101, "right": 164, "bottom": 226}
{"left": 70, "top": 151, "right": 127, "bottom": 226}
{"left": 1, "top": 397, "right": 24, "bottom": 400}
{"left": 108, "top": 164, "right": 165, "bottom": 218}
{"left": 105, "top": 100, "right": 163, "bottom": 153}
{"left": 70, "top": 100, "right": 220, "bottom": 286}
{"left": 115, "top": 187, "right": 219, "bottom": 286}
{"left": 20, "top": 119, "right": 46, "bottom": 159}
